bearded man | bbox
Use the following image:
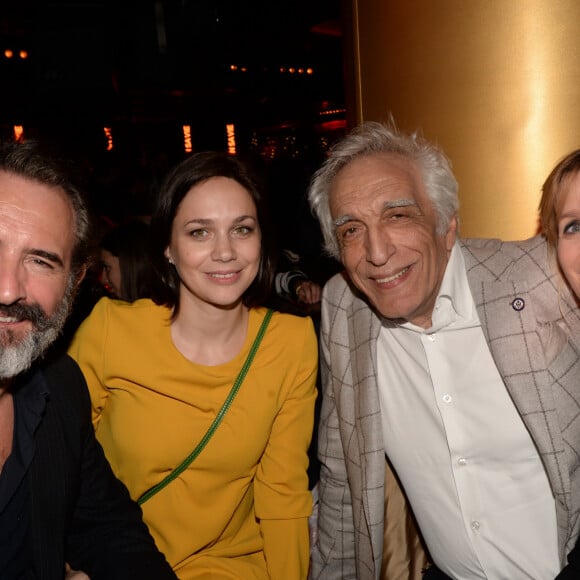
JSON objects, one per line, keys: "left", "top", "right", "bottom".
{"left": 0, "top": 140, "right": 176, "bottom": 579}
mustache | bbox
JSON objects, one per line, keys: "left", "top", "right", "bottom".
{"left": 0, "top": 302, "right": 54, "bottom": 331}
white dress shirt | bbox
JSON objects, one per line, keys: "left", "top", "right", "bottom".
{"left": 377, "top": 243, "right": 559, "bottom": 579}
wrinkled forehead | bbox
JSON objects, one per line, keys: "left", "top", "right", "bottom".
{"left": 329, "top": 153, "right": 427, "bottom": 213}
{"left": 0, "top": 171, "right": 77, "bottom": 264}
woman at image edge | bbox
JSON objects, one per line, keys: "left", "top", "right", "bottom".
{"left": 540, "top": 148, "right": 580, "bottom": 304}
{"left": 68, "top": 152, "right": 318, "bottom": 579}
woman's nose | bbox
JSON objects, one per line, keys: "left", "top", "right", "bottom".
{"left": 212, "top": 234, "right": 236, "bottom": 261}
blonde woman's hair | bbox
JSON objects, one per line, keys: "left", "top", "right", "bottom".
{"left": 539, "top": 148, "right": 580, "bottom": 310}
{"left": 539, "top": 149, "right": 580, "bottom": 251}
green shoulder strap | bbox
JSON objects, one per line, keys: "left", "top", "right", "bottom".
{"left": 138, "top": 308, "right": 274, "bottom": 505}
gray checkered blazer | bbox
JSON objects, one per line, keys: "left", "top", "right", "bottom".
{"left": 311, "top": 235, "right": 580, "bottom": 579}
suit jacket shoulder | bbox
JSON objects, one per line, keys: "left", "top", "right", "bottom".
{"left": 42, "top": 353, "right": 91, "bottom": 427}
{"left": 461, "top": 235, "right": 551, "bottom": 281}
{"left": 29, "top": 353, "right": 177, "bottom": 579}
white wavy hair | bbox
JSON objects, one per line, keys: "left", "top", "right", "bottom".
{"left": 308, "top": 121, "right": 460, "bottom": 259}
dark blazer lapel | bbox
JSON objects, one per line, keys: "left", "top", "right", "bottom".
{"left": 29, "top": 377, "right": 68, "bottom": 576}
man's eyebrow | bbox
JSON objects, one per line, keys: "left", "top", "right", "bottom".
{"left": 30, "top": 249, "right": 65, "bottom": 268}
{"left": 333, "top": 214, "right": 355, "bottom": 228}
{"left": 333, "top": 199, "right": 419, "bottom": 229}
{"left": 383, "top": 199, "right": 418, "bottom": 209}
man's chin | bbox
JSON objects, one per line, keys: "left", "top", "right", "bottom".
{"left": 0, "top": 286, "right": 73, "bottom": 379}
{"left": 0, "top": 345, "right": 36, "bottom": 380}
{"left": 0, "top": 327, "right": 60, "bottom": 380}
{"left": 0, "top": 327, "right": 30, "bottom": 348}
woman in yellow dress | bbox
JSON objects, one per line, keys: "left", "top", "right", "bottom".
{"left": 68, "top": 151, "right": 318, "bottom": 579}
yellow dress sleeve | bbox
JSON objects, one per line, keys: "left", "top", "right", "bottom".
{"left": 261, "top": 518, "right": 310, "bottom": 579}
{"left": 67, "top": 297, "right": 111, "bottom": 427}
{"left": 254, "top": 314, "right": 318, "bottom": 580}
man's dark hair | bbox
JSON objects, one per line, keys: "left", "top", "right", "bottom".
{"left": 0, "top": 139, "right": 91, "bottom": 278}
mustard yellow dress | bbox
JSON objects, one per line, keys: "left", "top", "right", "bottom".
{"left": 68, "top": 298, "right": 318, "bottom": 579}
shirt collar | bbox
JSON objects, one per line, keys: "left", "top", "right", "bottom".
{"left": 436, "top": 242, "right": 477, "bottom": 321}
{"left": 397, "top": 242, "right": 479, "bottom": 333}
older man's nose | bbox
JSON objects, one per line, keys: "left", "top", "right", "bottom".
{"left": 365, "top": 227, "right": 396, "bottom": 266}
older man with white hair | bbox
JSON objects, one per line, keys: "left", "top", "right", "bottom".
{"left": 309, "top": 121, "right": 580, "bottom": 580}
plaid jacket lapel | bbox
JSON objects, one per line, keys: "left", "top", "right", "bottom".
{"left": 344, "top": 294, "right": 387, "bottom": 576}
{"left": 462, "top": 237, "right": 578, "bottom": 560}
{"left": 471, "top": 278, "right": 569, "bottom": 502}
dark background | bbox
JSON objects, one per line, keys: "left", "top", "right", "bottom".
{"left": 1, "top": 0, "right": 346, "bottom": 277}
{"left": 1, "top": 5, "right": 344, "bottom": 144}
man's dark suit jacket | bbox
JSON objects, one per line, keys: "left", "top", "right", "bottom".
{"left": 23, "top": 353, "right": 176, "bottom": 579}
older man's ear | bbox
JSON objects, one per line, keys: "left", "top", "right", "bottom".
{"left": 445, "top": 214, "right": 458, "bottom": 254}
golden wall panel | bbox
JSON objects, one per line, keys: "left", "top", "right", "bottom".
{"left": 349, "top": 0, "right": 580, "bottom": 239}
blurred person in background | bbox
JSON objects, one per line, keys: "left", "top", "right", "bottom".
{"left": 98, "top": 219, "right": 155, "bottom": 301}
{"left": 273, "top": 250, "right": 323, "bottom": 314}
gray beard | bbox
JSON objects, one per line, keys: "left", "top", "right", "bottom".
{"left": 0, "top": 283, "right": 73, "bottom": 380}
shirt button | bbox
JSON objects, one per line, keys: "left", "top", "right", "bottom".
{"left": 458, "top": 457, "right": 467, "bottom": 466}
{"left": 442, "top": 394, "right": 453, "bottom": 404}
{"left": 428, "top": 334, "right": 436, "bottom": 341}
{"left": 471, "top": 520, "right": 481, "bottom": 531}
